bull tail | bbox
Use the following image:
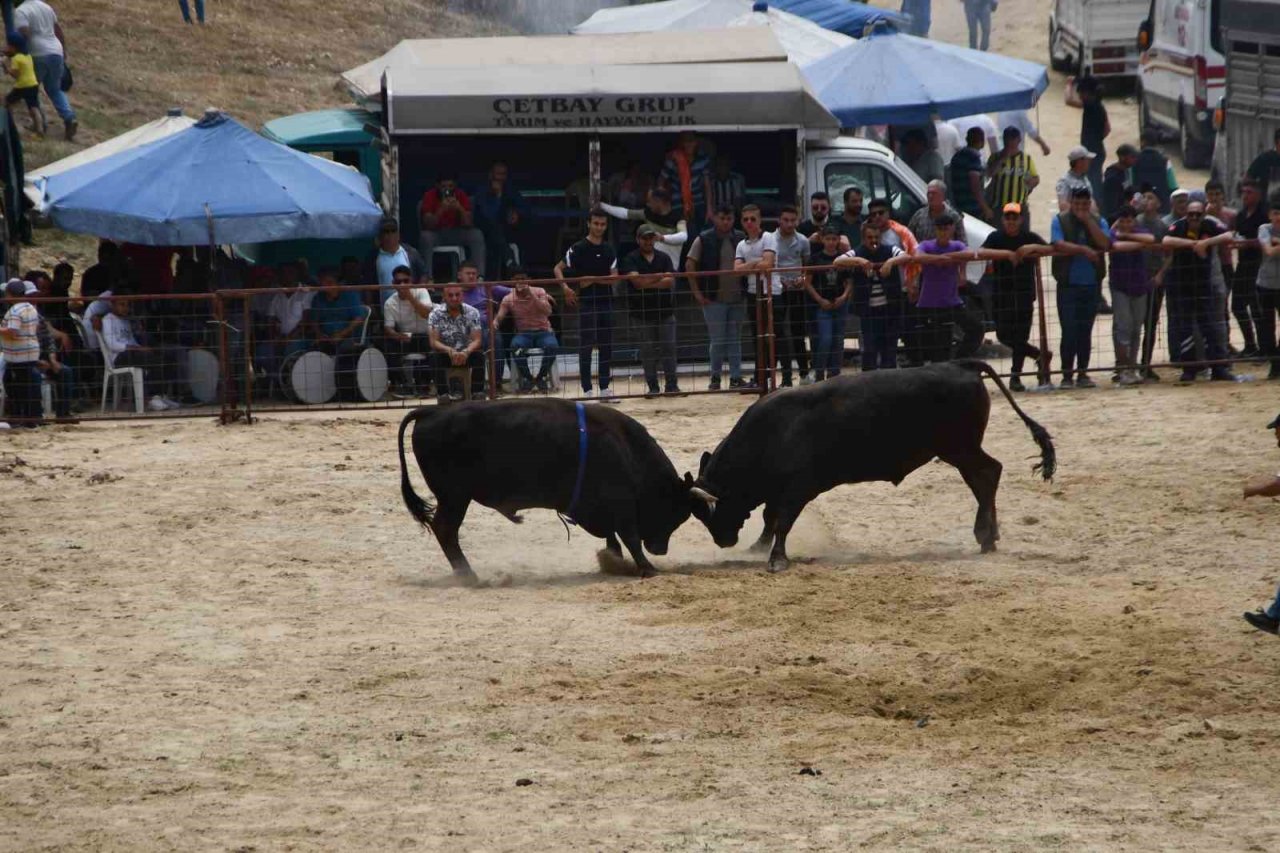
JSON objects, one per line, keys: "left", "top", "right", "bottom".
{"left": 953, "top": 359, "right": 1056, "bottom": 481}
{"left": 398, "top": 407, "right": 438, "bottom": 535}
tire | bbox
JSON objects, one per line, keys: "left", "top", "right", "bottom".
{"left": 1049, "top": 22, "right": 1071, "bottom": 73}
{"left": 1179, "top": 108, "right": 1213, "bottom": 170}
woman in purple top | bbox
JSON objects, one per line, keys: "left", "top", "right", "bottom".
{"left": 912, "top": 214, "right": 980, "bottom": 363}
{"left": 1107, "top": 204, "right": 1158, "bottom": 384}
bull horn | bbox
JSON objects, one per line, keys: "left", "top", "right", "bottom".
{"left": 689, "top": 487, "right": 718, "bottom": 507}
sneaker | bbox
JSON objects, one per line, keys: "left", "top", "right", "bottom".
{"left": 1008, "top": 376, "right": 1026, "bottom": 392}
{"left": 1178, "top": 371, "right": 1197, "bottom": 384}
{"left": 645, "top": 384, "right": 661, "bottom": 398}
{"left": 162, "top": 396, "right": 184, "bottom": 409}
{"left": 664, "top": 383, "right": 682, "bottom": 395}
{"left": 1244, "top": 611, "right": 1280, "bottom": 635}
{"left": 1211, "top": 369, "right": 1240, "bottom": 382}
{"left": 1075, "top": 374, "right": 1097, "bottom": 389}
{"left": 599, "top": 387, "right": 618, "bottom": 402}
{"left": 148, "top": 395, "right": 169, "bottom": 412}
{"left": 581, "top": 389, "right": 597, "bottom": 399}
{"left": 1058, "top": 376, "right": 1075, "bottom": 389}
{"left": 1117, "top": 371, "right": 1143, "bottom": 386}
{"left": 799, "top": 373, "right": 814, "bottom": 386}
{"left": 727, "top": 377, "right": 745, "bottom": 389}
{"left": 708, "top": 377, "right": 722, "bottom": 391}
{"left": 64, "top": 118, "right": 78, "bottom": 141}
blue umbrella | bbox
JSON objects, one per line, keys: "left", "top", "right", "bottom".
{"left": 771, "top": 0, "right": 905, "bottom": 36}
{"left": 802, "top": 28, "right": 1049, "bottom": 127}
{"left": 40, "top": 111, "right": 383, "bottom": 246}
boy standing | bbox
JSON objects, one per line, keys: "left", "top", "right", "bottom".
{"left": 805, "top": 227, "right": 852, "bottom": 380}
{"left": 3, "top": 34, "right": 42, "bottom": 136}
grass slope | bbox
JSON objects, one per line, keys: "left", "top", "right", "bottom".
{"left": 20, "top": 0, "right": 506, "bottom": 276}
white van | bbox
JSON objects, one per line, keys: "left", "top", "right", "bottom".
{"left": 1137, "top": 0, "right": 1226, "bottom": 168}
{"left": 804, "top": 136, "right": 993, "bottom": 284}
{"left": 1048, "top": 0, "right": 1149, "bottom": 78}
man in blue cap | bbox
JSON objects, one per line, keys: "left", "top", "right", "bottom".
{"left": 1243, "top": 412, "right": 1280, "bottom": 634}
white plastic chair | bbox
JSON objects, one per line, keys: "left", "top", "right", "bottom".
{"left": 97, "top": 328, "right": 145, "bottom": 414}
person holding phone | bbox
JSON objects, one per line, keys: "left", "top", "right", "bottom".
{"left": 419, "top": 174, "right": 487, "bottom": 278}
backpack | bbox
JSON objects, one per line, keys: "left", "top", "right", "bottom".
{"left": 1051, "top": 212, "right": 1107, "bottom": 286}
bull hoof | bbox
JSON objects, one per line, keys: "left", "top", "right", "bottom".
{"left": 980, "top": 541, "right": 998, "bottom": 554}
{"left": 767, "top": 558, "right": 790, "bottom": 574}
{"left": 453, "top": 569, "right": 482, "bottom": 587}
{"left": 597, "top": 548, "right": 638, "bottom": 577}
{"left": 638, "top": 565, "right": 658, "bottom": 579}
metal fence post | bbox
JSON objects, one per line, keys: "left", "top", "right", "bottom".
{"left": 242, "top": 295, "right": 254, "bottom": 423}
{"left": 215, "top": 292, "right": 234, "bottom": 424}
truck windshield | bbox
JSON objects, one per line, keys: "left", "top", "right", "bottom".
{"left": 824, "top": 161, "right": 921, "bottom": 223}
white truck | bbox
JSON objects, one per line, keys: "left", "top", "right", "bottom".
{"left": 1048, "top": 0, "right": 1149, "bottom": 78}
{"left": 1210, "top": 0, "right": 1280, "bottom": 193}
{"left": 1137, "top": 0, "right": 1227, "bottom": 169}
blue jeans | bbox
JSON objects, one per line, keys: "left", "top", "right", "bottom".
{"left": 33, "top": 53, "right": 74, "bottom": 122}
{"left": 510, "top": 330, "right": 559, "bottom": 381}
{"left": 179, "top": 0, "right": 205, "bottom": 22}
{"left": 963, "top": 0, "right": 992, "bottom": 50}
{"left": 812, "top": 304, "right": 849, "bottom": 377}
{"left": 44, "top": 363, "right": 75, "bottom": 417}
{"left": 860, "top": 307, "right": 901, "bottom": 371}
{"left": 1057, "top": 285, "right": 1099, "bottom": 377}
{"left": 577, "top": 295, "right": 612, "bottom": 391}
{"left": 702, "top": 301, "right": 745, "bottom": 382}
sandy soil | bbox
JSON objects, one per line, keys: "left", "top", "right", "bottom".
{"left": 4, "top": 4, "right": 1271, "bottom": 852}
{"left": 4, "top": 377, "right": 1280, "bottom": 851}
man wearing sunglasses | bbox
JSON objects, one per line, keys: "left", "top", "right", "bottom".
{"left": 1162, "top": 201, "right": 1239, "bottom": 383}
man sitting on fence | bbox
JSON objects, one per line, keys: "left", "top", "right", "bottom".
{"left": 428, "top": 283, "right": 484, "bottom": 402}
{"left": 493, "top": 268, "right": 558, "bottom": 394}
{"left": 303, "top": 268, "right": 366, "bottom": 355}
{"left": 622, "top": 224, "right": 680, "bottom": 397}
{"left": 382, "top": 265, "right": 434, "bottom": 393}
{"left": 101, "top": 296, "right": 183, "bottom": 412}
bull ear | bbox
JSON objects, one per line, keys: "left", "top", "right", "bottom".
{"left": 698, "top": 451, "right": 711, "bottom": 475}
{"left": 683, "top": 472, "right": 694, "bottom": 485}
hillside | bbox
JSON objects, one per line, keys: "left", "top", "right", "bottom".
{"left": 22, "top": 0, "right": 508, "bottom": 275}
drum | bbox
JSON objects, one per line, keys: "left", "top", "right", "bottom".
{"left": 280, "top": 350, "right": 336, "bottom": 404}
{"left": 335, "top": 346, "right": 389, "bottom": 402}
{"left": 186, "top": 348, "right": 220, "bottom": 404}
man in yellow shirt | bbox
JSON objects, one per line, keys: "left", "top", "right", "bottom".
{"left": 986, "top": 126, "right": 1040, "bottom": 229}
{"left": 4, "top": 34, "right": 45, "bottom": 136}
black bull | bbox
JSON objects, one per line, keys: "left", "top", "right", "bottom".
{"left": 689, "top": 360, "right": 1056, "bottom": 571}
{"left": 397, "top": 398, "right": 703, "bottom": 583}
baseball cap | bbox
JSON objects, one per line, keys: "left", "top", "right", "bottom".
{"left": 1116, "top": 143, "right": 1139, "bottom": 158}
{"left": 636, "top": 224, "right": 659, "bottom": 238}
{"left": 1067, "top": 146, "right": 1097, "bottom": 162}
{"left": 1170, "top": 187, "right": 1190, "bottom": 200}
{"left": 3, "top": 279, "right": 25, "bottom": 297}
{"left": 23, "top": 282, "right": 37, "bottom": 295}
{"left": 1002, "top": 202, "right": 1022, "bottom": 215}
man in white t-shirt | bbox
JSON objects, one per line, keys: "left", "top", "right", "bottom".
{"left": 734, "top": 203, "right": 776, "bottom": 389}
{"left": 382, "top": 264, "right": 435, "bottom": 391}
{"left": 771, "top": 204, "right": 813, "bottom": 386}
{"left": 996, "top": 110, "right": 1051, "bottom": 157}
{"left": 933, "top": 120, "right": 963, "bottom": 166}
{"left": 949, "top": 114, "right": 999, "bottom": 164}
{"left": 255, "top": 274, "right": 315, "bottom": 382}
{"left": 14, "top": 0, "right": 75, "bottom": 140}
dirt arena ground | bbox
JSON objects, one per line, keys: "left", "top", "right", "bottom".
{"left": 4, "top": 378, "right": 1280, "bottom": 851}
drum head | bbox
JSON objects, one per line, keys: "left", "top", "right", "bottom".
{"left": 186, "top": 349, "right": 220, "bottom": 404}
{"left": 355, "top": 348, "right": 389, "bottom": 402}
{"left": 289, "top": 351, "right": 336, "bottom": 405}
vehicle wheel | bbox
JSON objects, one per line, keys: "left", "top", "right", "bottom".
{"left": 1048, "top": 23, "right": 1071, "bottom": 73}
{"left": 1179, "top": 109, "right": 1212, "bottom": 169}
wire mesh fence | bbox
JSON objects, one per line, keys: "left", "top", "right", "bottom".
{"left": 2, "top": 242, "right": 1275, "bottom": 426}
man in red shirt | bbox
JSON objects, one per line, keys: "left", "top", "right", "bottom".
{"left": 418, "top": 174, "right": 488, "bottom": 278}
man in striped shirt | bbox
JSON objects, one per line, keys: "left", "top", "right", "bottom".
{"left": 1, "top": 279, "right": 42, "bottom": 424}
{"left": 985, "top": 126, "right": 1039, "bottom": 228}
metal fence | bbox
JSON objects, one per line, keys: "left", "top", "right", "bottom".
{"left": 1, "top": 245, "right": 1272, "bottom": 426}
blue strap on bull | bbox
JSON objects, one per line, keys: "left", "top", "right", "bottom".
{"left": 564, "top": 402, "right": 589, "bottom": 526}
